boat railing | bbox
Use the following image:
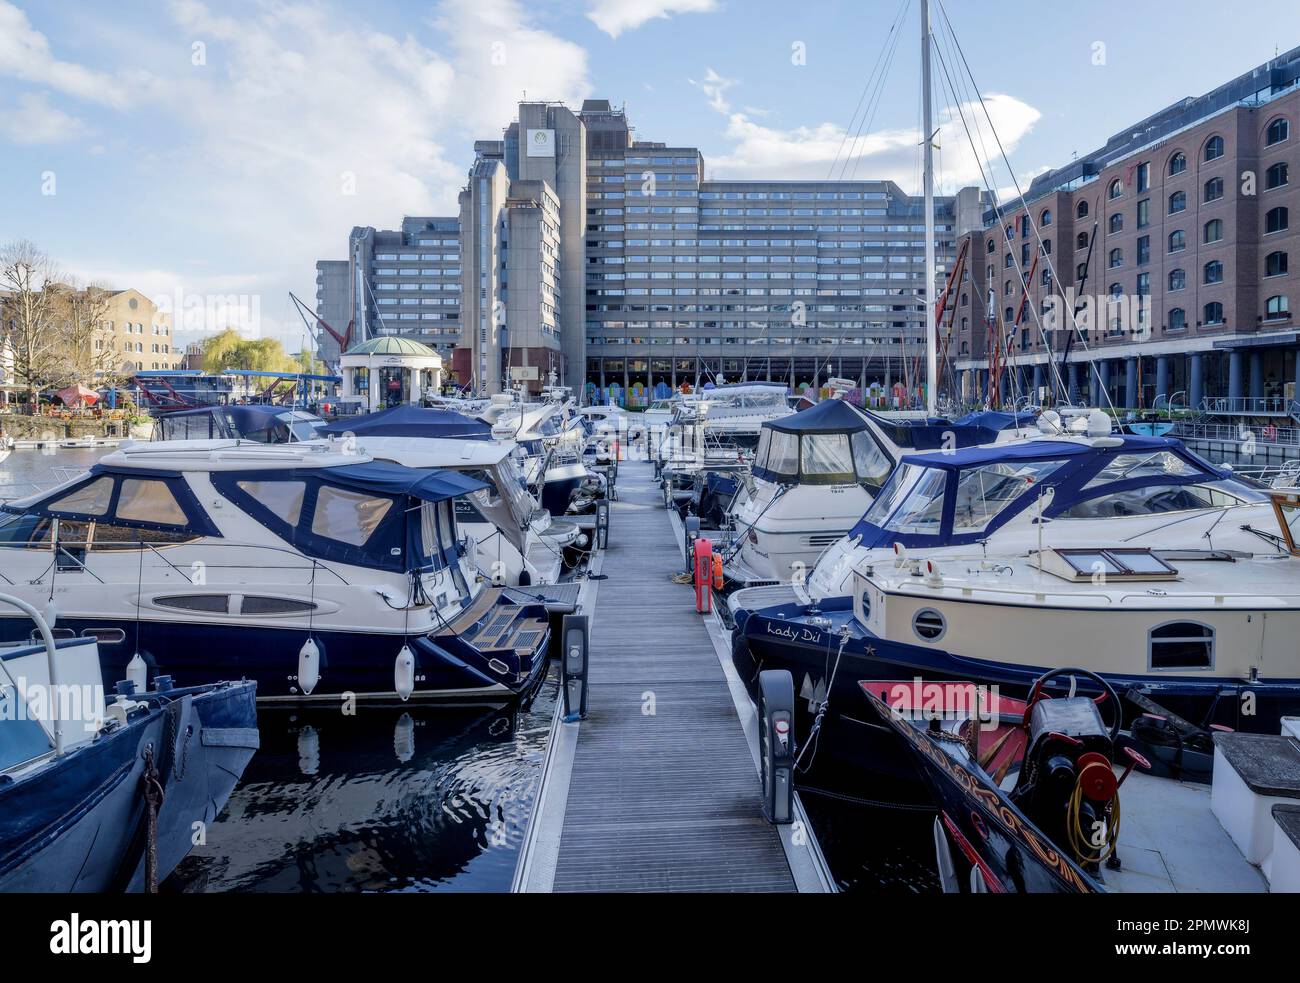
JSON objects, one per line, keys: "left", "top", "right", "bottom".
{"left": 888, "top": 576, "right": 1300, "bottom": 607}
{"left": 0, "top": 539, "right": 353, "bottom": 588}
{"left": 0, "top": 591, "right": 67, "bottom": 755}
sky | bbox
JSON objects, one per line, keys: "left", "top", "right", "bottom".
{"left": 2, "top": 0, "right": 1299, "bottom": 351}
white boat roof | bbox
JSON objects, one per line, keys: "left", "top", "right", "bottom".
{"left": 349, "top": 434, "right": 516, "bottom": 468}
{"left": 98, "top": 438, "right": 371, "bottom": 471}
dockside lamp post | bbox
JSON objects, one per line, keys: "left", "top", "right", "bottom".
{"left": 759, "top": 669, "right": 796, "bottom": 825}
{"left": 562, "top": 613, "right": 589, "bottom": 722}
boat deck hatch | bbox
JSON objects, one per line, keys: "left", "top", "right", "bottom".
{"left": 1034, "top": 547, "right": 1179, "bottom": 583}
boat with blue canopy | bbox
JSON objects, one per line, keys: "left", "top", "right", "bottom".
{"left": 0, "top": 440, "right": 552, "bottom": 703}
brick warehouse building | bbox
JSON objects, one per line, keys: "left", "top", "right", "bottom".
{"left": 953, "top": 47, "right": 1300, "bottom": 419}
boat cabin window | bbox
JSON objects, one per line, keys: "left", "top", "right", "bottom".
{"left": 800, "top": 433, "right": 854, "bottom": 476}
{"left": 1083, "top": 450, "right": 1200, "bottom": 490}
{"left": 951, "top": 459, "right": 1070, "bottom": 533}
{"left": 851, "top": 431, "right": 893, "bottom": 486}
{"left": 46, "top": 476, "right": 114, "bottom": 516}
{"left": 115, "top": 478, "right": 187, "bottom": 525}
{"left": 764, "top": 430, "right": 799, "bottom": 476}
{"left": 238, "top": 595, "right": 317, "bottom": 615}
{"left": 1060, "top": 482, "right": 1221, "bottom": 518}
{"left": 883, "top": 467, "right": 949, "bottom": 534}
{"left": 155, "top": 593, "right": 231, "bottom": 613}
{"left": 1148, "top": 621, "right": 1214, "bottom": 670}
{"left": 311, "top": 487, "right": 393, "bottom": 547}
{"left": 0, "top": 512, "right": 54, "bottom": 547}
{"left": 236, "top": 480, "right": 306, "bottom": 526}
{"left": 89, "top": 523, "right": 197, "bottom": 550}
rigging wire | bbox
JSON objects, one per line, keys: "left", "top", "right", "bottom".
{"left": 934, "top": 0, "right": 1119, "bottom": 415}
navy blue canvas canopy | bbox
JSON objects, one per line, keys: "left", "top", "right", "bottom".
{"left": 765, "top": 399, "right": 868, "bottom": 435}
{"left": 297, "top": 461, "right": 488, "bottom": 503}
{"left": 952, "top": 410, "right": 1037, "bottom": 431}
{"left": 211, "top": 462, "right": 487, "bottom": 572}
{"left": 861, "top": 412, "right": 1009, "bottom": 450}
{"left": 320, "top": 406, "right": 492, "bottom": 441}
{"left": 847, "top": 435, "right": 1234, "bottom": 549}
{"left": 1, "top": 465, "right": 222, "bottom": 538}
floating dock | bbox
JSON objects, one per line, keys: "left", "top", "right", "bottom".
{"left": 514, "top": 460, "right": 832, "bottom": 893}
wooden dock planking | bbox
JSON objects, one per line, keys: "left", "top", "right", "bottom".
{"left": 541, "top": 460, "right": 798, "bottom": 892}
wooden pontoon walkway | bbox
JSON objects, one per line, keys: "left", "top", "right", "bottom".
{"left": 515, "top": 460, "right": 826, "bottom": 892}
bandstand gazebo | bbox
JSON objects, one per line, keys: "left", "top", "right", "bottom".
{"left": 339, "top": 337, "right": 444, "bottom": 411}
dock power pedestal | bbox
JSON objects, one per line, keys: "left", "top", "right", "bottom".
{"left": 562, "top": 613, "right": 589, "bottom": 722}
{"left": 758, "top": 669, "right": 796, "bottom": 824}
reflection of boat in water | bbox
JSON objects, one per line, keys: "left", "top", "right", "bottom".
{"left": 168, "top": 697, "right": 552, "bottom": 892}
{"left": 1, "top": 592, "right": 258, "bottom": 892}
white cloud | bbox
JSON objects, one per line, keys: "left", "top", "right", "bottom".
{"left": 701, "top": 90, "right": 1042, "bottom": 194}
{"left": 71, "top": 0, "right": 592, "bottom": 346}
{"left": 0, "top": 0, "right": 147, "bottom": 109}
{"left": 587, "top": 0, "right": 719, "bottom": 38}
{"left": 0, "top": 91, "right": 88, "bottom": 144}
{"left": 688, "top": 66, "right": 737, "bottom": 114}
{"left": 431, "top": 0, "right": 590, "bottom": 134}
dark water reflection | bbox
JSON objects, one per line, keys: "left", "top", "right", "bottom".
{"left": 168, "top": 676, "right": 558, "bottom": 893}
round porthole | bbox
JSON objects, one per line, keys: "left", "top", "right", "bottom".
{"left": 912, "top": 608, "right": 947, "bottom": 642}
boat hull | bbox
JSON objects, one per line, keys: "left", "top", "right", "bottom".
{"left": 737, "top": 599, "right": 1300, "bottom": 777}
{"left": 0, "top": 679, "right": 258, "bottom": 892}
{"left": 0, "top": 615, "right": 550, "bottom": 704}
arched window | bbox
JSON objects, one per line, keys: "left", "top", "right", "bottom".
{"left": 1168, "top": 268, "right": 1186, "bottom": 291}
{"left": 1266, "top": 206, "right": 1289, "bottom": 234}
{"left": 1203, "top": 301, "right": 1224, "bottom": 325}
{"left": 1076, "top": 263, "right": 1088, "bottom": 280}
{"left": 1203, "top": 177, "right": 1224, "bottom": 202}
{"left": 1168, "top": 151, "right": 1187, "bottom": 176}
{"left": 986, "top": 238, "right": 995, "bottom": 254}
{"left": 1265, "top": 295, "right": 1290, "bottom": 318}
{"left": 1149, "top": 621, "right": 1214, "bottom": 670}
{"left": 1108, "top": 178, "right": 1123, "bottom": 200}
{"left": 1267, "top": 117, "right": 1290, "bottom": 146}
{"left": 1266, "top": 162, "right": 1289, "bottom": 190}
{"left": 1108, "top": 213, "right": 1123, "bottom": 234}
{"left": 1168, "top": 308, "right": 1186, "bottom": 332}
{"left": 1203, "top": 260, "right": 1223, "bottom": 284}
{"left": 1041, "top": 239, "right": 1052, "bottom": 255}
{"left": 1108, "top": 282, "right": 1123, "bottom": 300}
{"left": 1203, "top": 219, "right": 1223, "bottom": 243}
{"left": 1266, "top": 251, "right": 1288, "bottom": 277}
{"left": 1204, "top": 135, "right": 1225, "bottom": 161}
{"left": 1108, "top": 248, "right": 1123, "bottom": 269}
{"left": 1076, "top": 231, "right": 1089, "bottom": 250}
{"left": 1168, "top": 190, "right": 1186, "bottom": 214}
{"left": 1040, "top": 209, "right": 1053, "bottom": 227}
{"left": 1076, "top": 200, "right": 1089, "bottom": 219}
{"left": 1168, "top": 229, "right": 1186, "bottom": 253}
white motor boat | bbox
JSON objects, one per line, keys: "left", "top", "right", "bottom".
{"left": 0, "top": 439, "right": 553, "bottom": 703}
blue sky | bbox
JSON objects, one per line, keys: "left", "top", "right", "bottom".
{"left": 2, "top": 0, "right": 1299, "bottom": 349}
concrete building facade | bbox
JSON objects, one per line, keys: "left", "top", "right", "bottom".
{"left": 317, "top": 98, "right": 989, "bottom": 400}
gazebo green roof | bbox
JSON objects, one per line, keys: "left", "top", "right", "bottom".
{"left": 344, "top": 336, "right": 439, "bottom": 358}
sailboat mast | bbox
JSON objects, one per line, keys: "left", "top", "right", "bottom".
{"left": 921, "top": 0, "right": 937, "bottom": 416}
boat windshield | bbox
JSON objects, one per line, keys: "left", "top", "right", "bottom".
{"left": 861, "top": 457, "right": 1070, "bottom": 536}
{"left": 951, "top": 459, "right": 1070, "bottom": 533}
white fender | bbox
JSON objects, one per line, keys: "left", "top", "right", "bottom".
{"left": 395, "top": 644, "right": 416, "bottom": 702}
{"left": 126, "top": 652, "right": 148, "bottom": 694}
{"left": 298, "top": 637, "right": 321, "bottom": 696}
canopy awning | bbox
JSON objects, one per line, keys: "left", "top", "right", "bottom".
{"left": 765, "top": 399, "right": 868, "bottom": 435}
{"left": 56, "top": 384, "right": 99, "bottom": 406}
{"left": 298, "top": 461, "right": 489, "bottom": 503}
